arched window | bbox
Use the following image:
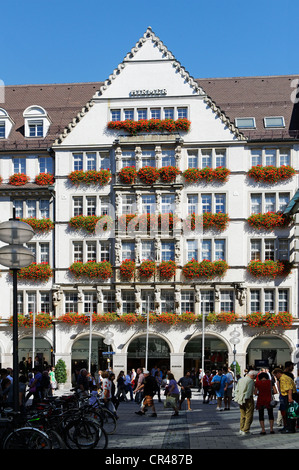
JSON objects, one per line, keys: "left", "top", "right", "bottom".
{"left": 23, "top": 105, "right": 51, "bottom": 138}
{"left": 0, "top": 108, "right": 14, "bottom": 139}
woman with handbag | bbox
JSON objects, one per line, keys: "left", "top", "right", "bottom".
{"left": 254, "top": 371, "right": 278, "bottom": 434}
{"left": 165, "top": 372, "right": 180, "bottom": 416}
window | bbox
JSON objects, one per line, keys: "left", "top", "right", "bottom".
{"left": 250, "top": 148, "right": 290, "bottom": 167}
{"left": 17, "top": 292, "right": 24, "bottom": 314}
{"left": 142, "top": 150, "right": 155, "bottom": 167}
{"left": 161, "top": 241, "right": 175, "bottom": 261}
{"left": 264, "top": 116, "right": 285, "bottom": 128}
{"left": 201, "top": 240, "right": 211, "bottom": 261}
{"left": 122, "top": 242, "right": 134, "bottom": 261}
{"left": 141, "top": 291, "right": 155, "bottom": 314}
{"left": 73, "top": 242, "right": 83, "bottom": 262}
{"left": 65, "top": 293, "right": 78, "bottom": 313}
{"left": 161, "top": 150, "right": 175, "bottom": 167}
{"left": 103, "top": 292, "right": 115, "bottom": 313}
{"left": 277, "top": 239, "right": 289, "bottom": 260}
{"left": 86, "top": 153, "right": 96, "bottom": 171}
{"left": 164, "top": 108, "right": 174, "bottom": 119}
{"left": 14, "top": 200, "right": 23, "bottom": 218}
{"left": 250, "top": 238, "right": 289, "bottom": 262}
{"left": 142, "top": 195, "right": 156, "bottom": 214}
{"left": 251, "top": 150, "right": 262, "bottom": 166}
{"left": 264, "top": 240, "right": 275, "bottom": 260}
{"left": 278, "top": 193, "right": 290, "bottom": 211}
{"left": 73, "top": 197, "right": 83, "bottom": 216}
{"left": 122, "top": 292, "right": 135, "bottom": 314}
{"left": 278, "top": 290, "right": 288, "bottom": 312}
{"left": 124, "top": 109, "right": 134, "bottom": 120}
{"left": 264, "top": 290, "right": 274, "bottom": 312}
{"left": 181, "top": 291, "right": 194, "bottom": 312}
{"left": 122, "top": 151, "right": 135, "bottom": 168}
{"left": 250, "top": 192, "right": 290, "bottom": 214}
{"left": 215, "top": 194, "right": 226, "bottom": 213}
{"left": 39, "top": 157, "right": 53, "bottom": 174}
{"left": 86, "top": 241, "right": 96, "bottom": 261}
{"left": 201, "top": 194, "right": 212, "bottom": 213}
{"left": 86, "top": 196, "right": 96, "bottom": 216}
{"left": 187, "top": 194, "right": 198, "bottom": 214}
{"left": 250, "top": 194, "right": 262, "bottom": 213}
{"left": 220, "top": 291, "right": 234, "bottom": 312}
{"left": 138, "top": 109, "right": 147, "bottom": 120}
{"left": 187, "top": 151, "right": 198, "bottom": 168}
{"left": 150, "top": 108, "right": 161, "bottom": 119}
{"left": 84, "top": 293, "right": 97, "bottom": 313}
{"left": 100, "top": 153, "right": 110, "bottom": 170}
{"left": 100, "top": 197, "right": 110, "bottom": 216}
{"left": 265, "top": 194, "right": 275, "bottom": 212}
{"left": 279, "top": 151, "right": 290, "bottom": 166}
{"left": 215, "top": 150, "right": 226, "bottom": 167}
{"left": 161, "top": 195, "right": 175, "bottom": 213}
{"left": 27, "top": 292, "right": 37, "bottom": 313}
{"left": 235, "top": 117, "right": 256, "bottom": 129}
{"left": 201, "top": 290, "right": 214, "bottom": 314}
{"left": 265, "top": 150, "right": 276, "bottom": 166}
{"left": 100, "top": 241, "right": 110, "bottom": 261}
{"left": 250, "top": 240, "right": 261, "bottom": 260}
{"left": 177, "top": 107, "right": 188, "bottom": 119}
{"left": 40, "top": 200, "right": 50, "bottom": 218}
{"left": 250, "top": 290, "right": 260, "bottom": 312}
{"left": 14, "top": 158, "right": 26, "bottom": 174}
{"left": 27, "top": 200, "right": 36, "bottom": 218}
{"left": 161, "top": 291, "right": 174, "bottom": 312}
{"left": 73, "top": 153, "right": 83, "bottom": 171}
{"left": 187, "top": 240, "right": 198, "bottom": 261}
{"left": 201, "top": 150, "right": 212, "bottom": 168}
{"left": 215, "top": 239, "right": 225, "bottom": 260}
{"left": 40, "top": 243, "right": 50, "bottom": 263}
{"left": 14, "top": 199, "right": 50, "bottom": 219}
{"left": 111, "top": 110, "right": 121, "bottom": 121}
{"left": 0, "top": 122, "right": 5, "bottom": 138}
{"left": 122, "top": 195, "right": 136, "bottom": 214}
{"left": 141, "top": 241, "right": 154, "bottom": 261}
{"left": 29, "top": 121, "right": 43, "bottom": 137}
{"left": 40, "top": 292, "right": 50, "bottom": 313}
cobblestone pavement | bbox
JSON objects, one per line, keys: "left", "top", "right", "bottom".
{"left": 103, "top": 390, "right": 299, "bottom": 451}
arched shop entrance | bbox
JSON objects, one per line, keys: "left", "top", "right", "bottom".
{"left": 71, "top": 335, "right": 112, "bottom": 376}
{"left": 127, "top": 335, "right": 170, "bottom": 373}
{"left": 246, "top": 335, "right": 292, "bottom": 371}
{"left": 18, "top": 337, "right": 53, "bottom": 372}
{"left": 184, "top": 334, "right": 228, "bottom": 373}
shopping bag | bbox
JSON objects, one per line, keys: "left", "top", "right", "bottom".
{"left": 287, "top": 401, "right": 299, "bottom": 419}
{"left": 164, "top": 395, "right": 176, "bottom": 409}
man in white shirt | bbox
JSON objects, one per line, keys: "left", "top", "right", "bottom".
{"left": 234, "top": 370, "right": 258, "bottom": 435}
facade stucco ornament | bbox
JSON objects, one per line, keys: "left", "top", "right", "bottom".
{"left": 154, "top": 287, "right": 161, "bottom": 314}
{"left": 236, "top": 285, "right": 246, "bottom": 306}
{"left": 115, "top": 287, "right": 122, "bottom": 314}
{"left": 175, "top": 145, "right": 182, "bottom": 166}
{"left": 175, "top": 286, "right": 181, "bottom": 314}
{"left": 135, "top": 237, "right": 141, "bottom": 263}
{"left": 175, "top": 238, "right": 181, "bottom": 264}
{"left": 135, "top": 146, "right": 142, "bottom": 170}
{"left": 155, "top": 146, "right": 162, "bottom": 168}
{"left": 115, "top": 147, "right": 122, "bottom": 173}
{"left": 53, "top": 286, "right": 63, "bottom": 307}
{"left": 135, "top": 287, "right": 141, "bottom": 313}
{"left": 154, "top": 237, "right": 161, "bottom": 262}
{"left": 115, "top": 238, "right": 121, "bottom": 265}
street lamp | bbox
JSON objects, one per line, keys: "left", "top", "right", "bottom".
{"left": 229, "top": 328, "right": 241, "bottom": 390}
{"left": 0, "top": 213, "right": 34, "bottom": 411}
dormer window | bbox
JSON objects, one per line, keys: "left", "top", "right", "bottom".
{"left": 0, "top": 108, "right": 14, "bottom": 138}
{"left": 235, "top": 117, "right": 256, "bottom": 129}
{"left": 264, "top": 116, "right": 285, "bottom": 128}
{"left": 23, "top": 105, "right": 51, "bottom": 138}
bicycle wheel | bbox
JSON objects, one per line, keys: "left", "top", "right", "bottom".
{"left": 3, "top": 427, "right": 52, "bottom": 449}
{"left": 65, "top": 418, "right": 99, "bottom": 449}
{"left": 100, "top": 408, "right": 117, "bottom": 435}
{"left": 95, "top": 426, "right": 108, "bottom": 449}
{"left": 47, "top": 429, "right": 67, "bottom": 449}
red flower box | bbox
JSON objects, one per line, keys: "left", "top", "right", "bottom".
{"left": 119, "top": 259, "right": 135, "bottom": 280}
{"left": 158, "top": 166, "right": 180, "bottom": 183}
{"left": 8, "top": 313, "right": 52, "bottom": 329}
{"left": 247, "top": 212, "right": 292, "bottom": 230}
{"left": 119, "top": 166, "right": 137, "bottom": 184}
{"left": 35, "top": 173, "right": 54, "bottom": 185}
{"left": 182, "top": 259, "right": 229, "bottom": 279}
{"left": 245, "top": 312, "right": 293, "bottom": 329}
{"left": 20, "top": 218, "right": 54, "bottom": 233}
{"left": 158, "top": 260, "right": 177, "bottom": 279}
{"left": 69, "top": 261, "right": 113, "bottom": 280}
{"left": 247, "top": 259, "right": 292, "bottom": 278}
{"left": 183, "top": 167, "right": 230, "bottom": 183}
{"left": 68, "top": 169, "right": 111, "bottom": 186}
{"left": 138, "top": 166, "right": 159, "bottom": 184}
{"left": 9, "top": 173, "right": 30, "bottom": 186}
{"left": 13, "top": 263, "right": 52, "bottom": 282}
{"left": 248, "top": 165, "right": 296, "bottom": 183}
{"left": 69, "top": 215, "right": 113, "bottom": 233}
{"left": 107, "top": 118, "right": 191, "bottom": 135}
{"left": 139, "top": 260, "right": 156, "bottom": 279}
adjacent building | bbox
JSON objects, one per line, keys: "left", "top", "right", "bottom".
{"left": 0, "top": 27, "right": 299, "bottom": 384}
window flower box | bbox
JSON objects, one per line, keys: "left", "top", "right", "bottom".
{"left": 35, "top": 173, "right": 54, "bottom": 186}
{"left": 9, "top": 173, "right": 30, "bottom": 186}
{"left": 107, "top": 118, "right": 191, "bottom": 135}
{"left": 139, "top": 260, "right": 156, "bottom": 279}
{"left": 158, "top": 166, "right": 180, "bottom": 183}
{"left": 183, "top": 167, "right": 230, "bottom": 183}
{"left": 20, "top": 218, "right": 54, "bottom": 233}
{"left": 247, "top": 212, "right": 292, "bottom": 230}
{"left": 245, "top": 312, "right": 293, "bottom": 329}
{"left": 119, "top": 166, "right": 137, "bottom": 184}
{"left": 248, "top": 165, "right": 296, "bottom": 183}
{"left": 156, "top": 313, "right": 179, "bottom": 324}
{"left": 68, "top": 169, "right": 111, "bottom": 186}
{"left": 157, "top": 260, "right": 177, "bottom": 280}
{"left": 247, "top": 259, "right": 292, "bottom": 278}
{"left": 69, "top": 261, "right": 113, "bottom": 280}
{"left": 12, "top": 262, "right": 53, "bottom": 282}
{"left": 8, "top": 313, "right": 52, "bottom": 329}
{"left": 69, "top": 215, "right": 113, "bottom": 233}
{"left": 185, "top": 212, "right": 230, "bottom": 232}
{"left": 182, "top": 259, "right": 229, "bottom": 279}
{"left": 119, "top": 259, "right": 135, "bottom": 280}
{"left": 138, "top": 166, "right": 159, "bottom": 184}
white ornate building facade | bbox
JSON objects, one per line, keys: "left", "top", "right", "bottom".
{"left": 0, "top": 27, "right": 299, "bottom": 384}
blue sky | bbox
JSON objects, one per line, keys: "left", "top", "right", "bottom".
{"left": 1, "top": 0, "right": 298, "bottom": 85}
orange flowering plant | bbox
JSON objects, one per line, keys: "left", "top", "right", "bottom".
{"left": 248, "top": 165, "right": 296, "bottom": 183}
{"left": 119, "top": 259, "right": 135, "bottom": 280}
{"left": 35, "top": 173, "right": 54, "bottom": 185}
{"left": 8, "top": 313, "right": 52, "bottom": 329}
{"left": 244, "top": 312, "right": 293, "bottom": 329}
{"left": 119, "top": 166, "right": 137, "bottom": 184}
{"left": 139, "top": 260, "right": 156, "bottom": 279}
{"left": 158, "top": 166, "right": 180, "bottom": 183}
{"left": 183, "top": 167, "right": 230, "bottom": 183}
{"left": 68, "top": 169, "right": 111, "bottom": 186}
{"left": 69, "top": 261, "right": 113, "bottom": 280}
{"left": 20, "top": 218, "right": 54, "bottom": 233}
{"left": 247, "top": 259, "right": 292, "bottom": 278}
{"left": 247, "top": 212, "right": 292, "bottom": 230}
{"left": 182, "top": 259, "right": 229, "bottom": 279}
{"left": 12, "top": 263, "right": 53, "bottom": 282}
{"left": 158, "top": 260, "right": 177, "bottom": 279}
{"left": 138, "top": 166, "right": 159, "bottom": 184}
{"left": 107, "top": 118, "right": 191, "bottom": 135}
{"left": 9, "top": 173, "right": 30, "bottom": 186}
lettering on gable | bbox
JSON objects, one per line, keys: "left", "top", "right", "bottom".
{"left": 130, "top": 89, "right": 167, "bottom": 97}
